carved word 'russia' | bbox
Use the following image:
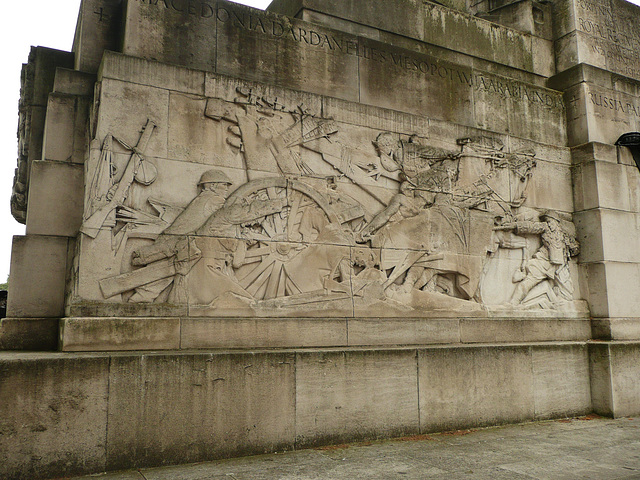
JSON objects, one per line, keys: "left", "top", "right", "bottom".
{"left": 589, "top": 92, "right": 640, "bottom": 117}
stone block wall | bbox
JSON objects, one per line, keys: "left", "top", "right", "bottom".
{"left": 0, "top": 344, "right": 592, "bottom": 480}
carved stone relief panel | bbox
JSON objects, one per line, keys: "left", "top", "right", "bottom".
{"left": 74, "top": 80, "right": 585, "bottom": 316}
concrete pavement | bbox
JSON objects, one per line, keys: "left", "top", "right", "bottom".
{"left": 73, "top": 416, "right": 640, "bottom": 480}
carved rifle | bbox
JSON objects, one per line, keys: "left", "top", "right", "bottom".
{"left": 81, "top": 119, "right": 157, "bottom": 238}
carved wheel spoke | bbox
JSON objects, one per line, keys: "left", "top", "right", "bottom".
{"left": 239, "top": 254, "right": 276, "bottom": 289}
{"left": 287, "top": 191, "right": 303, "bottom": 241}
{"left": 227, "top": 178, "right": 342, "bottom": 301}
{"left": 264, "top": 260, "right": 284, "bottom": 300}
{"left": 267, "top": 187, "right": 286, "bottom": 235}
{"left": 245, "top": 261, "right": 276, "bottom": 298}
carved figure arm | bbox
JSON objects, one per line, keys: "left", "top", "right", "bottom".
{"left": 196, "top": 198, "right": 288, "bottom": 236}
{"left": 504, "top": 221, "right": 546, "bottom": 236}
{"left": 357, "top": 194, "right": 404, "bottom": 241}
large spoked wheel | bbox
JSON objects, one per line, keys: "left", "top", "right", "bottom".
{"left": 226, "top": 177, "right": 342, "bottom": 301}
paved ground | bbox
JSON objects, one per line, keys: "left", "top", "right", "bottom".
{"left": 74, "top": 416, "right": 640, "bottom": 480}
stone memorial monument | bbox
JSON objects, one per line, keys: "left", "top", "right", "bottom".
{"left": 1, "top": 0, "right": 640, "bottom": 478}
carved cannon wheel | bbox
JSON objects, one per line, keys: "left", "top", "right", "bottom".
{"left": 226, "top": 177, "right": 343, "bottom": 301}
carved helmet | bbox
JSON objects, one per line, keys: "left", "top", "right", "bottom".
{"left": 198, "top": 169, "right": 232, "bottom": 186}
{"left": 540, "top": 210, "right": 561, "bottom": 223}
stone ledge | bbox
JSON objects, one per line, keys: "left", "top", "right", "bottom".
{"left": 0, "top": 318, "right": 59, "bottom": 351}
{"left": 592, "top": 318, "right": 640, "bottom": 341}
{"left": 58, "top": 316, "right": 592, "bottom": 352}
{"left": 267, "top": 0, "right": 549, "bottom": 76}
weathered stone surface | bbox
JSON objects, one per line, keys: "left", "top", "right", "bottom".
{"left": 13, "top": 47, "right": 74, "bottom": 224}
{"left": 106, "top": 351, "right": 296, "bottom": 470}
{"left": 592, "top": 317, "right": 640, "bottom": 340}
{"left": 6, "top": 235, "right": 70, "bottom": 318}
{"left": 553, "top": 0, "right": 640, "bottom": 82}
{"left": 459, "top": 318, "right": 591, "bottom": 343}
{"left": 531, "top": 344, "right": 591, "bottom": 418}
{"left": 0, "top": 353, "right": 109, "bottom": 480}
{"left": 590, "top": 342, "right": 640, "bottom": 418}
{"left": 348, "top": 318, "right": 460, "bottom": 346}
{"left": 8, "top": 0, "right": 640, "bottom": 477}
{"left": 26, "top": 161, "right": 84, "bottom": 237}
{"left": 295, "top": 349, "right": 419, "bottom": 446}
{"left": 73, "top": 0, "right": 123, "bottom": 73}
{"left": 419, "top": 345, "right": 535, "bottom": 431}
{"left": 0, "top": 318, "right": 59, "bottom": 351}
{"left": 268, "top": 0, "right": 553, "bottom": 76}
{"left": 566, "top": 82, "right": 640, "bottom": 146}
{"left": 60, "top": 317, "right": 181, "bottom": 351}
{"left": 181, "top": 317, "right": 348, "bottom": 349}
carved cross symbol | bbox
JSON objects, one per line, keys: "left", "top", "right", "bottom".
{"left": 94, "top": 7, "right": 109, "bottom": 22}
{"left": 566, "top": 95, "right": 580, "bottom": 114}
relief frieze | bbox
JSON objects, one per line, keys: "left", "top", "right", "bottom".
{"left": 77, "top": 87, "right": 583, "bottom": 316}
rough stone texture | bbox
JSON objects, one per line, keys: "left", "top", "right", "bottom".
{"left": 531, "top": 344, "right": 591, "bottom": 418}
{"left": 295, "top": 349, "right": 420, "bottom": 446}
{"left": 552, "top": 0, "right": 640, "bottom": 82}
{"left": 0, "top": 353, "right": 110, "bottom": 480}
{"left": 0, "top": 342, "right": 616, "bottom": 478}
{"left": 6, "top": 0, "right": 640, "bottom": 476}
{"left": 67, "top": 417, "right": 640, "bottom": 480}
{"left": 25, "top": 161, "right": 84, "bottom": 237}
{"left": 419, "top": 345, "right": 536, "bottom": 431}
{"left": 12, "top": 47, "right": 74, "bottom": 224}
{"left": 592, "top": 318, "right": 640, "bottom": 341}
{"left": 60, "top": 317, "right": 181, "bottom": 351}
{"left": 180, "top": 317, "right": 348, "bottom": 349}
{"left": 73, "top": 0, "right": 123, "bottom": 73}
{"left": 588, "top": 342, "right": 640, "bottom": 418}
{"left": 6, "top": 235, "right": 70, "bottom": 318}
{"left": 268, "top": 0, "right": 553, "bottom": 76}
{"left": 0, "top": 318, "right": 59, "bottom": 351}
{"left": 105, "top": 352, "right": 296, "bottom": 471}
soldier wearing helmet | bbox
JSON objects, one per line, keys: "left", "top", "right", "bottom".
{"left": 494, "top": 210, "right": 580, "bottom": 306}
{"left": 160, "top": 169, "right": 233, "bottom": 236}
{"left": 128, "top": 170, "right": 234, "bottom": 302}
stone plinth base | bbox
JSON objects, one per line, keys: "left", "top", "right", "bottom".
{"left": 0, "top": 343, "right": 596, "bottom": 480}
{"left": 0, "top": 318, "right": 59, "bottom": 351}
{"left": 590, "top": 342, "right": 640, "bottom": 418}
{"left": 58, "top": 315, "right": 592, "bottom": 351}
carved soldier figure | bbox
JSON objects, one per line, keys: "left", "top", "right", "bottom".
{"left": 356, "top": 181, "right": 432, "bottom": 243}
{"left": 131, "top": 169, "right": 233, "bottom": 268}
{"left": 103, "top": 170, "right": 290, "bottom": 304}
{"left": 496, "top": 211, "right": 580, "bottom": 306}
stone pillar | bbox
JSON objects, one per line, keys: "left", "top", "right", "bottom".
{"left": 1, "top": 51, "right": 93, "bottom": 351}
{"left": 549, "top": 0, "right": 640, "bottom": 416}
